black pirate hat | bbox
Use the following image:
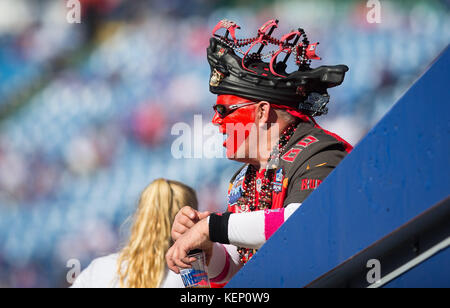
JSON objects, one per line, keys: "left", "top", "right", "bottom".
{"left": 207, "top": 19, "right": 349, "bottom": 116}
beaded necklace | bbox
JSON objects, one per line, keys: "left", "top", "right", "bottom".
{"left": 236, "top": 122, "right": 298, "bottom": 263}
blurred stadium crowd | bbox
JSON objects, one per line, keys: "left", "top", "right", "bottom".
{"left": 0, "top": 0, "right": 448, "bottom": 287}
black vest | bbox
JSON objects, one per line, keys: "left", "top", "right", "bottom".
{"left": 227, "top": 119, "right": 351, "bottom": 212}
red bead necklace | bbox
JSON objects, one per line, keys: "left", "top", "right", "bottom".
{"left": 237, "top": 122, "right": 297, "bottom": 263}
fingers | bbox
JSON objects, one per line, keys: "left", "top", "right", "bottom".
{"left": 171, "top": 219, "right": 190, "bottom": 241}
{"left": 172, "top": 207, "right": 212, "bottom": 241}
{"left": 166, "top": 255, "right": 178, "bottom": 274}
{"left": 167, "top": 220, "right": 208, "bottom": 274}
{"left": 173, "top": 256, "right": 195, "bottom": 270}
{"left": 180, "top": 206, "right": 199, "bottom": 221}
{"left": 172, "top": 207, "right": 196, "bottom": 241}
{"left": 166, "top": 246, "right": 180, "bottom": 274}
{"left": 180, "top": 207, "right": 211, "bottom": 222}
{"left": 166, "top": 244, "right": 196, "bottom": 274}
{"left": 197, "top": 211, "right": 211, "bottom": 220}
{"left": 178, "top": 213, "right": 197, "bottom": 229}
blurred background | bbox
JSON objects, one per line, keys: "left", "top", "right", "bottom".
{"left": 0, "top": 0, "right": 448, "bottom": 288}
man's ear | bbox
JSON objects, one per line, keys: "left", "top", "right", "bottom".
{"left": 256, "top": 101, "right": 271, "bottom": 127}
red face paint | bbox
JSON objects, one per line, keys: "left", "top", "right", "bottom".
{"left": 212, "top": 95, "right": 256, "bottom": 159}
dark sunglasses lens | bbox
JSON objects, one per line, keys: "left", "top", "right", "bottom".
{"left": 214, "top": 105, "right": 228, "bottom": 117}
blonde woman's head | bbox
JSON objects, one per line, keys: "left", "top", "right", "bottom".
{"left": 117, "top": 178, "right": 197, "bottom": 288}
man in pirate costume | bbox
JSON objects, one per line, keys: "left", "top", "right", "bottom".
{"left": 166, "top": 19, "right": 352, "bottom": 283}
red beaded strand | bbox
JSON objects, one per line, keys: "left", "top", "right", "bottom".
{"left": 236, "top": 122, "right": 297, "bottom": 263}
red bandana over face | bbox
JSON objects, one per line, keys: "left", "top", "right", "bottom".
{"left": 212, "top": 95, "right": 257, "bottom": 159}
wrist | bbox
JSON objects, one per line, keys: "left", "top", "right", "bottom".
{"left": 208, "top": 212, "right": 231, "bottom": 244}
{"left": 200, "top": 217, "right": 210, "bottom": 239}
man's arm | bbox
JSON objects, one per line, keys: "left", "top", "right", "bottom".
{"left": 166, "top": 150, "right": 347, "bottom": 272}
{"left": 166, "top": 204, "right": 300, "bottom": 273}
{"left": 207, "top": 243, "right": 242, "bottom": 284}
{"left": 209, "top": 203, "right": 302, "bottom": 249}
{"left": 208, "top": 149, "right": 347, "bottom": 249}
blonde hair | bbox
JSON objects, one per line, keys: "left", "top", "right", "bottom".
{"left": 117, "top": 178, "right": 198, "bottom": 288}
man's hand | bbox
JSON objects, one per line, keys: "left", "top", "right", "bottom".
{"left": 171, "top": 206, "right": 210, "bottom": 241}
{"left": 166, "top": 218, "right": 212, "bottom": 274}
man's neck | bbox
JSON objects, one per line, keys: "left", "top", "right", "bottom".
{"left": 256, "top": 120, "right": 292, "bottom": 172}
{"left": 231, "top": 120, "right": 296, "bottom": 171}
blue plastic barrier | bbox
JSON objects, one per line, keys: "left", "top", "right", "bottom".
{"left": 227, "top": 46, "right": 450, "bottom": 288}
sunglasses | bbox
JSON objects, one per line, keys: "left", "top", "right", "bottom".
{"left": 213, "top": 101, "right": 257, "bottom": 118}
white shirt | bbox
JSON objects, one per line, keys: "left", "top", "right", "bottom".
{"left": 71, "top": 253, "right": 185, "bottom": 288}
